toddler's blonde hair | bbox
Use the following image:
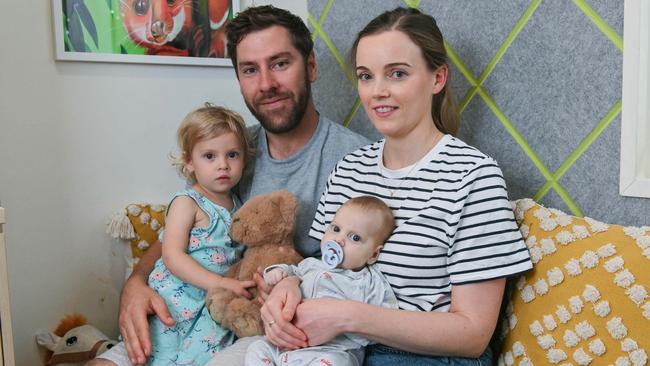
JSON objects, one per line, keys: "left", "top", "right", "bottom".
{"left": 174, "top": 104, "right": 252, "bottom": 184}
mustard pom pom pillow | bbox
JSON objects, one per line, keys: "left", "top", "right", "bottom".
{"left": 124, "top": 203, "right": 166, "bottom": 260}
{"left": 498, "top": 199, "right": 650, "bottom": 366}
{"left": 107, "top": 203, "right": 166, "bottom": 278}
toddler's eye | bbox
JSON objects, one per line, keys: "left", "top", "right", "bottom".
{"left": 227, "top": 151, "right": 240, "bottom": 159}
{"left": 204, "top": 153, "right": 214, "bottom": 160}
{"left": 331, "top": 224, "right": 340, "bottom": 233}
{"left": 350, "top": 233, "right": 361, "bottom": 242}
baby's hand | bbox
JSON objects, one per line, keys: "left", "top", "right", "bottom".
{"left": 219, "top": 277, "right": 256, "bottom": 299}
{"left": 264, "top": 268, "right": 288, "bottom": 286}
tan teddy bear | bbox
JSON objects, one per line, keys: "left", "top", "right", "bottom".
{"left": 206, "top": 190, "right": 304, "bottom": 338}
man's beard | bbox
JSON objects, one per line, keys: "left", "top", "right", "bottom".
{"left": 245, "top": 77, "right": 311, "bottom": 134}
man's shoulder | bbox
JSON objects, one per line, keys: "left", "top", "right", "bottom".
{"left": 320, "top": 116, "right": 370, "bottom": 147}
{"left": 246, "top": 124, "right": 263, "bottom": 146}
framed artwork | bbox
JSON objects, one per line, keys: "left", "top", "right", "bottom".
{"left": 52, "top": 0, "right": 239, "bottom": 66}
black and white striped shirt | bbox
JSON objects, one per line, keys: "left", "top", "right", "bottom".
{"left": 309, "top": 135, "right": 532, "bottom": 312}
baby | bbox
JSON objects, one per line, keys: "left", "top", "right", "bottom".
{"left": 245, "top": 196, "right": 398, "bottom": 366}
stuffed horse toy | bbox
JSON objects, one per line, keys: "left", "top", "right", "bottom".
{"left": 35, "top": 314, "right": 118, "bottom": 365}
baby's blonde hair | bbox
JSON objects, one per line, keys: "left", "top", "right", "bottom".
{"left": 342, "top": 196, "right": 395, "bottom": 245}
{"left": 174, "top": 104, "right": 252, "bottom": 184}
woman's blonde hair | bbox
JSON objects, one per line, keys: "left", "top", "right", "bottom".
{"left": 174, "top": 104, "right": 253, "bottom": 183}
{"left": 351, "top": 7, "right": 460, "bottom": 136}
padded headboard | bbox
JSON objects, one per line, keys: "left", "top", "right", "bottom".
{"left": 307, "top": 0, "right": 649, "bottom": 226}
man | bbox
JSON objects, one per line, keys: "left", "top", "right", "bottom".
{"left": 92, "top": 5, "right": 368, "bottom": 365}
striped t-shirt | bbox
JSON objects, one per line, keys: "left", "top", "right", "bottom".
{"left": 309, "top": 135, "right": 532, "bottom": 312}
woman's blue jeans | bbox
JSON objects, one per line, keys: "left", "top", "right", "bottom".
{"left": 364, "top": 344, "right": 493, "bottom": 366}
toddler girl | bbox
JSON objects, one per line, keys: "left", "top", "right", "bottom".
{"left": 147, "top": 104, "right": 255, "bottom": 365}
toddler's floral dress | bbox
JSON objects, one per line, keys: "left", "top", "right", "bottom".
{"left": 147, "top": 188, "right": 244, "bottom": 365}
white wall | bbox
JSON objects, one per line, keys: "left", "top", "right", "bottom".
{"left": 0, "top": 1, "right": 305, "bottom": 364}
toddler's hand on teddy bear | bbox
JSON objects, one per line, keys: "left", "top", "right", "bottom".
{"left": 218, "top": 277, "right": 256, "bottom": 299}
{"left": 264, "top": 268, "right": 288, "bottom": 287}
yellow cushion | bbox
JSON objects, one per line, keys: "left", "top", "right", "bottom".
{"left": 125, "top": 203, "right": 166, "bottom": 271}
{"left": 498, "top": 199, "right": 650, "bottom": 366}
{"left": 106, "top": 203, "right": 167, "bottom": 277}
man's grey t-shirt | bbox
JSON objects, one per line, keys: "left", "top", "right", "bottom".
{"left": 236, "top": 115, "right": 369, "bottom": 257}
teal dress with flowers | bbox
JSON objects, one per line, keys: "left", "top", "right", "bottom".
{"left": 147, "top": 188, "right": 244, "bottom": 365}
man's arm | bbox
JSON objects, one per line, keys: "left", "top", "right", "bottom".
{"left": 118, "top": 241, "right": 175, "bottom": 365}
{"left": 130, "top": 239, "right": 161, "bottom": 281}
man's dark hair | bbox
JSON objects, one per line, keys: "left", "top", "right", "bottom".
{"left": 226, "top": 5, "right": 313, "bottom": 71}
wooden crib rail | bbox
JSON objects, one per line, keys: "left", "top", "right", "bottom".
{"left": 0, "top": 207, "right": 15, "bottom": 366}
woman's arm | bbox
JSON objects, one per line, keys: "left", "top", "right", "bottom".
{"left": 163, "top": 196, "right": 255, "bottom": 296}
{"left": 295, "top": 278, "right": 505, "bottom": 357}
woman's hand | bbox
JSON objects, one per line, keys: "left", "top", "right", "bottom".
{"left": 253, "top": 267, "right": 271, "bottom": 305}
{"left": 119, "top": 275, "right": 174, "bottom": 365}
{"left": 217, "top": 277, "right": 256, "bottom": 299}
{"left": 293, "top": 298, "right": 347, "bottom": 347}
{"left": 260, "top": 276, "right": 308, "bottom": 350}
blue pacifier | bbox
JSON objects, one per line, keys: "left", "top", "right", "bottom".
{"left": 321, "top": 240, "right": 344, "bottom": 269}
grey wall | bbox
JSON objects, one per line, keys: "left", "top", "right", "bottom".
{"left": 308, "top": 0, "right": 649, "bottom": 226}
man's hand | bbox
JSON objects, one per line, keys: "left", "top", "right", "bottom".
{"left": 118, "top": 276, "right": 174, "bottom": 365}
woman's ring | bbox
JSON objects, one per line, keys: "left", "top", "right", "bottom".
{"left": 268, "top": 320, "right": 276, "bottom": 326}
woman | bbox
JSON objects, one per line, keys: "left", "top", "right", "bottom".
{"left": 261, "top": 7, "right": 532, "bottom": 365}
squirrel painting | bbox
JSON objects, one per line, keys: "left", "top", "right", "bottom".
{"left": 120, "top": 0, "right": 230, "bottom": 57}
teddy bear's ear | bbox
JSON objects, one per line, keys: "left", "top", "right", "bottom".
{"left": 35, "top": 329, "right": 60, "bottom": 351}
{"left": 277, "top": 191, "right": 298, "bottom": 225}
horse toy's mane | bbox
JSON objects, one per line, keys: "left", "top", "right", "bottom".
{"left": 53, "top": 314, "right": 87, "bottom": 337}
